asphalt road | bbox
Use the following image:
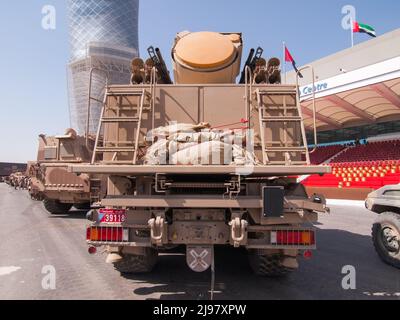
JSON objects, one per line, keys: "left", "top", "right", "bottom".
{"left": 0, "top": 183, "right": 399, "bottom": 300}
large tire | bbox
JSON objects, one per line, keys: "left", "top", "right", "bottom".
{"left": 248, "top": 250, "right": 295, "bottom": 277}
{"left": 114, "top": 248, "right": 158, "bottom": 274}
{"left": 372, "top": 212, "right": 400, "bottom": 269}
{"left": 43, "top": 198, "right": 73, "bottom": 215}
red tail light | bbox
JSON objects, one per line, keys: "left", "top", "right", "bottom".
{"left": 271, "top": 230, "right": 315, "bottom": 246}
{"left": 86, "top": 226, "right": 129, "bottom": 242}
{"left": 88, "top": 246, "right": 97, "bottom": 254}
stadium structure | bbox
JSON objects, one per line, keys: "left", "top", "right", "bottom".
{"left": 67, "top": 0, "right": 139, "bottom": 134}
{"left": 286, "top": 29, "right": 400, "bottom": 199}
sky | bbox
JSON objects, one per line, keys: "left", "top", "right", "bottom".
{"left": 0, "top": 0, "right": 399, "bottom": 163}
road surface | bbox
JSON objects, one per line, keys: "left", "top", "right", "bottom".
{"left": 0, "top": 183, "right": 399, "bottom": 300}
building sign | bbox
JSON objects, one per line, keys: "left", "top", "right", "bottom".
{"left": 300, "top": 82, "right": 329, "bottom": 97}
{"left": 298, "top": 56, "right": 400, "bottom": 100}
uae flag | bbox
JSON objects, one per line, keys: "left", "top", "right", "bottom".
{"left": 285, "top": 46, "right": 303, "bottom": 78}
{"left": 353, "top": 21, "right": 376, "bottom": 38}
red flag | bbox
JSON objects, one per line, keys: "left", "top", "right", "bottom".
{"left": 284, "top": 46, "right": 303, "bottom": 78}
{"left": 285, "top": 47, "right": 294, "bottom": 63}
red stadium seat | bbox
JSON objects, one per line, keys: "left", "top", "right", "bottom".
{"left": 302, "top": 139, "right": 400, "bottom": 190}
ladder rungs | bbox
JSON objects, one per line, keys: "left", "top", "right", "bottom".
{"left": 261, "top": 116, "right": 302, "bottom": 122}
{"left": 96, "top": 147, "right": 136, "bottom": 152}
{"left": 107, "top": 91, "right": 144, "bottom": 97}
{"left": 101, "top": 117, "right": 139, "bottom": 123}
{"left": 264, "top": 107, "right": 299, "bottom": 110}
{"left": 258, "top": 91, "right": 297, "bottom": 96}
{"left": 89, "top": 96, "right": 104, "bottom": 103}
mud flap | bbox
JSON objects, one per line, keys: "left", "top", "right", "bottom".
{"left": 263, "top": 186, "right": 284, "bottom": 218}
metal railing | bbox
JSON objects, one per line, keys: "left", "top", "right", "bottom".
{"left": 296, "top": 65, "right": 318, "bottom": 155}
{"left": 86, "top": 68, "right": 109, "bottom": 148}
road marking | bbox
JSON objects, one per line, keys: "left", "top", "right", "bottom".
{"left": 364, "top": 291, "right": 400, "bottom": 297}
{"left": 327, "top": 199, "right": 365, "bottom": 207}
{"left": 0, "top": 266, "right": 21, "bottom": 276}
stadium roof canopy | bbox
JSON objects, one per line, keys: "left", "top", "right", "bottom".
{"left": 286, "top": 28, "right": 400, "bottom": 131}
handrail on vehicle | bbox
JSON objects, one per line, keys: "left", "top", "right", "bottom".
{"left": 86, "top": 68, "right": 109, "bottom": 148}
{"left": 295, "top": 65, "right": 318, "bottom": 154}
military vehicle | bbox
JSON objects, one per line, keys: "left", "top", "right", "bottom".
{"left": 26, "top": 161, "right": 43, "bottom": 200}
{"left": 70, "top": 31, "right": 330, "bottom": 279}
{"left": 365, "top": 185, "right": 400, "bottom": 268}
{"left": 8, "top": 172, "right": 26, "bottom": 189}
{"left": 31, "top": 128, "right": 105, "bottom": 214}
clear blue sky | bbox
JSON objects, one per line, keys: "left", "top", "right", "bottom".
{"left": 1, "top": 0, "right": 399, "bottom": 163}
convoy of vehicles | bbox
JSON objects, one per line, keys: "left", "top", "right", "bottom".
{"left": 5, "top": 30, "right": 397, "bottom": 290}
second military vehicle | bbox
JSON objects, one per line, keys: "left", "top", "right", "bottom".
{"left": 30, "top": 128, "right": 105, "bottom": 214}
{"left": 71, "top": 31, "right": 330, "bottom": 277}
{"left": 366, "top": 184, "right": 400, "bottom": 268}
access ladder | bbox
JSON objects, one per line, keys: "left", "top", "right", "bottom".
{"left": 256, "top": 88, "right": 310, "bottom": 165}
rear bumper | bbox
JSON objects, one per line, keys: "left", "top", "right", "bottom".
{"left": 70, "top": 164, "right": 331, "bottom": 177}
{"left": 100, "top": 196, "right": 326, "bottom": 212}
{"left": 86, "top": 224, "right": 317, "bottom": 250}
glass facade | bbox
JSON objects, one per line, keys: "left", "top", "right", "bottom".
{"left": 68, "top": 0, "right": 139, "bottom": 61}
{"left": 67, "top": 0, "right": 139, "bottom": 134}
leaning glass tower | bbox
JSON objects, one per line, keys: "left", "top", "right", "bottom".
{"left": 67, "top": 0, "right": 139, "bottom": 134}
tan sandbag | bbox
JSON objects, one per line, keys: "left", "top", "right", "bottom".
{"left": 168, "top": 141, "right": 198, "bottom": 155}
{"left": 168, "top": 130, "right": 243, "bottom": 145}
{"left": 168, "top": 131, "right": 221, "bottom": 143}
{"left": 232, "top": 144, "right": 259, "bottom": 165}
{"left": 147, "top": 122, "right": 211, "bottom": 142}
{"left": 143, "top": 139, "right": 169, "bottom": 165}
{"left": 170, "top": 141, "right": 233, "bottom": 165}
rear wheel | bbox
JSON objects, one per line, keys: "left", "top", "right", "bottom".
{"left": 114, "top": 248, "right": 158, "bottom": 274}
{"left": 43, "top": 199, "right": 73, "bottom": 215}
{"left": 372, "top": 212, "right": 400, "bottom": 269}
{"left": 248, "top": 250, "right": 295, "bottom": 277}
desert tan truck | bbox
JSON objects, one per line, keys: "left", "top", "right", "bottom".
{"left": 30, "top": 128, "right": 104, "bottom": 214}
{"left": 70, "top": 31, "right": 330, "bottom": 277}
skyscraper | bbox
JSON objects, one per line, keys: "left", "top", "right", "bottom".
{"left": 67, "top": 0, "right": 139, "bottom": 134}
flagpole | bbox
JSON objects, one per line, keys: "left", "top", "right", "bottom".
{"left": 283, "top": 41, "right": 286, "bottom": 84}
{"left": 350, "top": 17, "right": 354, "bottom": 47}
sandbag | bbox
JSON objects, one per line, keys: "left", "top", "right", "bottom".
{"left": 168, "top": 141, "right": 198, "bottom": 155}
{"left": 147, "top": 122, "right": 211, "bottom": 142}
{"left": 170, "top": 141, "right": 233, "bottom": 165}
{"left": 168, "top": 130, "right": 244, "bottom": 145}
{"left": 232, "top": 144, "right": 259, "bottom": 165}
{"left": 144, "top": 140, "right": 200, "bottom": 165}
{"left": 143, "top": 123, "right": 259, "bottom": 166}
{"left": 143, "top": 139, "right": 169, "bottom": 165}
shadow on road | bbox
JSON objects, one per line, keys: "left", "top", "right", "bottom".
{"left": 122, "top": 228, "right": 400, "bottom": 300}
{"left": 47, "top": 210, "right": 88, "bottom": 220}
